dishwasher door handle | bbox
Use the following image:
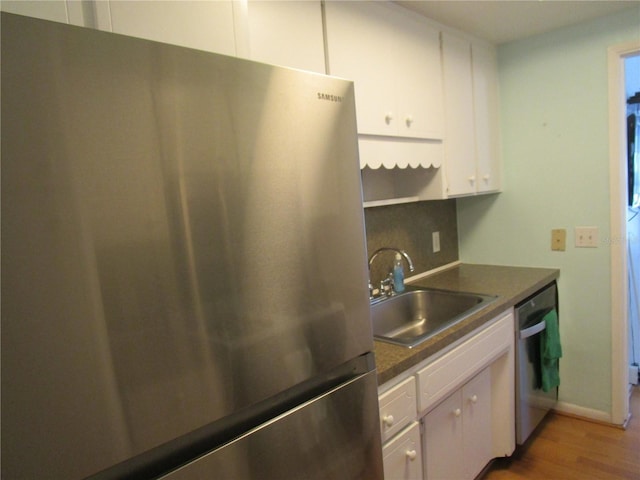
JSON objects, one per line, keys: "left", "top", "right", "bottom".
{"left": 520, "top": 319, "right": 546, "bottom": 340}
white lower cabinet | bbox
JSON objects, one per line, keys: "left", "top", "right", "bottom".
{"left": 379, "top": 377, "right": 417, "bottom": 443}
{"left": 462, "top": 370, "right": 493, "bottom": 478}
{"left": 378, "top": 309, "right": 515, "bottom": 479}
{"left": 383, "top": 422, "right": 423, "bottom": 480}
{"left": 423, "top": 368, "right": 492, "bottom": 480}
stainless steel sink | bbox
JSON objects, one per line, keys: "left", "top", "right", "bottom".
{"left": 371, "top": 287, "right": 497, "bottom": 348}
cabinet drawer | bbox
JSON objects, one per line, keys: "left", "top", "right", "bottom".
{"left": 416, "top": 310, "right": 513, "bottom": 413}
{"left": 382, "top": 422, "right": 422, "bottom": 480}
{"left": 379, "top": 376, "right": 416, "bottom": 442}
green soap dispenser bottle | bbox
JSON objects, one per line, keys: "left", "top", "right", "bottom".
{"left": 392, "top": 253, "right": 405, "bottom": 293}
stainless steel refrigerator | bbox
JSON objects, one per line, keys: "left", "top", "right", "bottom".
{"left": 1, "top": 12, "right": 383, "bottom": 480}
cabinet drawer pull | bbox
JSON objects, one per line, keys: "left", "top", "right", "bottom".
{"left": 383, "top": 414, "right": 395, "bottom": 427}
{"left": 453, "top": 408, "right": 462, "bottom": 417}
{"left": 405, "top": 449, "right": 417, "bottom": 461}
{"left": 470, "top": 394, "right": 478, "bottom": 403}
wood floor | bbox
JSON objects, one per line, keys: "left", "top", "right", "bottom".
{"left": 483, "top": 387, "right": 640, "bottom": 480}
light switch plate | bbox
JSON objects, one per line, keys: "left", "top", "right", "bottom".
{"left": 432, "top": 231, "right": 440, "bottom": 253}
{"left": 551, "top": 229, "right": 566, "bottom": 251}
{"left": 575, "top": 226, "right": 598, "bottom": 248}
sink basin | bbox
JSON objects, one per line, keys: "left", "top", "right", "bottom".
{"left": 371, "top": 287, "right": 496, "bottom": 348}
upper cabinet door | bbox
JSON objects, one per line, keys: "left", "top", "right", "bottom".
{"left": 1, "top": 0, "right": 69, "bottom": 23}
{"left": 442, "top": 31, "right": 501, "bottom": 198}
{"left": 472, "top": 42, "right": 501, "bottom": 193}
{"left": 108, "top": 0, "right": 237, "bottom": 56}
{"left": 391, "top": 10, "right": 443, "bottom": 140}
{"left": 246, "top": 1, "right": 325, "bottom": 74}
{"left": 0, "top": 0, "right": 95, "bottom": 27}
{"left": 324, "top": 1, "right": 443, "bottom": 140}
{"left": 441, "top": 31, "right": 477, "bottom": 197}
{"left": 324, "top": 1, "right": 395, "bottom": 136}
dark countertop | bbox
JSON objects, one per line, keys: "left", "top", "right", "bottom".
{"left": 374, "top": 263, "right": 560, "bottom": 386}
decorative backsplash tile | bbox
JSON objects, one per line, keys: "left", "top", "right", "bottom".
{"left": 364, "top": 200, "right": 458, "bottom": 286}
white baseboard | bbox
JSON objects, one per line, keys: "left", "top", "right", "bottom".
{"left": 553, "top": 401, "right": 612, "bottom": 424}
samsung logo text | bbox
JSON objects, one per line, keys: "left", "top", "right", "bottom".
{"left": 317, "top": 93, "right": 343, "bottom": 103}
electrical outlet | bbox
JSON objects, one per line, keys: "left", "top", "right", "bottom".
{"left": 432, "top": 231, "right": 440, "bottom": 253}
{"left": 575, "top": 226, "right": 599, "bottom": 248}
{"left": 630, "top": 365, "right": 639, "bottom": 385}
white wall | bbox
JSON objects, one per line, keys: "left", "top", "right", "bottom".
{"left": 457, "top": 7, "right": 640, "bottom": 417}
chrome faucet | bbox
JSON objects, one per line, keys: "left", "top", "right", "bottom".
{"left": 367, "top": 247, "right": 415, "bottom": 299}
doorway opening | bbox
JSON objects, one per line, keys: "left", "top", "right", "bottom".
{"left": 626, "top": 53, "right": 640, "bottom": 387}
{"left": 609, "top": 41, "right": 640, "bottom": 426}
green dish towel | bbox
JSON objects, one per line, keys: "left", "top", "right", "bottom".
{"left": 540, "top": 308, "right": 562, "bottom": 392}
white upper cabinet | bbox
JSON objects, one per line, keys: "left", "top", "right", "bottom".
{"left": 324, "top": 1, "right": 443, "bottom": 140}
{"left": 5, "top": 0, "right": 501, "bottom": 204}
{"left": 0, "top": 0, "right": 100, "bottom": 27}
{"left": 391, "top": 8, "right": 443, "bottom": 141}
{"left": 246, "top": 1, "right": 325, "bottom": 74}
{"left": 108, "top": 1, "right": 238, "bottom": 56}
{"left": 442, "top": 31, "right": 501, "bottom": 197}
{"left": 2, "top": 0, "right": 70, "bottom": 23}
{"left": 472, "top": 42, "right": 501, "bottom": 194}
{"left": 2, "top": 1, "right": 244, "bottom": 57}
{"left": 441, "top": 31, "right": 477, "bottom": 197}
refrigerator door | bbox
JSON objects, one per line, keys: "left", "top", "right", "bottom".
{"left": 1, "top": 13, "right": 374, "bottom": 480}
{"left": 159, "top": 370, "right": 383, "bottom": 480}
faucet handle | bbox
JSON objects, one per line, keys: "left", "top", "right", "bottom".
{"left": 380, "top": 275, "right": 393, "bottom": 297}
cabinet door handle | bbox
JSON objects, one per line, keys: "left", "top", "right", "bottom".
{"left": 382, "top": 414, "right": 394, "bottom": 427}
{"left": 405, "top": 115, "right": 414, "bottom": 127}
{"left": 470, "top": 394, "right": 478, "bottom": 403}
{"left": 453, "top": 408, "right": 462, "bottom": 417}
{"left": 385, "top": 112, "right": 394, "bottom": 124}
{"left": 406, "top": 449, "right": 417, "bottom": 461}
{"left": 468, "top": 176, "right": 476, "bottom": 185}
{"left": 483, "top": 174, "right": 490, "bottom": 182}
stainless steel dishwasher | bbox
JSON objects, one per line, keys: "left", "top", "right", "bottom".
{"left": 515, "top": 282, "right": 559, "bottom": 445}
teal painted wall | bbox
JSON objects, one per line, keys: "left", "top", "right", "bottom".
{"left": 457, "top": 7, "right": 640, "bottom": 415}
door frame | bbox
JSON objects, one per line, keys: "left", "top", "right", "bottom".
{"left": 608, "top": 40, "right": 640, "bottom": 426}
